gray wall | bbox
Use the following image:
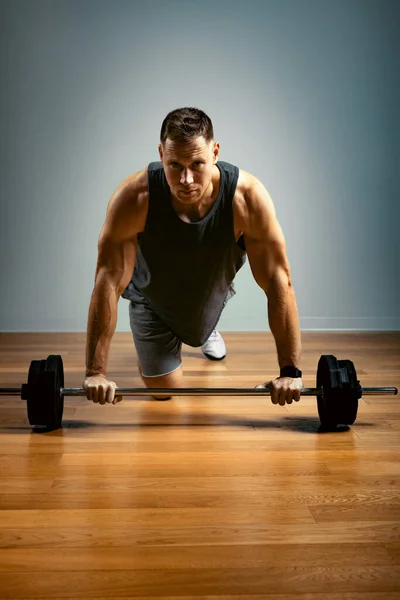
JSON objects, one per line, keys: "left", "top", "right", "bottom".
{"left": 0, "top": 0, "right": 399, "bottom": 333}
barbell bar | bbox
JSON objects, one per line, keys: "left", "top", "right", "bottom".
{"left": 0, "top": 354, "right": 397, "bottom": 430}
{"left": 0, "top": 386, "right": 397, "bottom": 397}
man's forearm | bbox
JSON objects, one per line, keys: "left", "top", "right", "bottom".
{"left": 266, "top": 280, "right": 301, "bottom": 370}
{"left": 85, "top": 283, "right": 119, "bottom": 377}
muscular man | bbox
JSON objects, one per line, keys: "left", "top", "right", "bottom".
{"left": 83, "top": 107, "right": 304, "bottom": 406}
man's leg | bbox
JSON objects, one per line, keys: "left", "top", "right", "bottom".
{"left": 201, "top": 283, "right": 236, "bottom": 360}
{"left": 129, "top": 299, "right": 183, "bottom": 399}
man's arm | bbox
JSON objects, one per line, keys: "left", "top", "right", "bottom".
{"left": 242, "top": 174, "right": 301, "bottom": 370}
{"left": 85, "top": 173, "right": 146, "bottom": 377}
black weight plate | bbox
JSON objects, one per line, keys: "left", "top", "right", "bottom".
{"left": 26, "top": 355, "right": 64, "bottom": 430}
{"left": 317, "top": 355, "right": 341, "bottom": 428}
{"left": 317, "top": 355, "right": 361, "bottom": 428}
{"left": 336, "top": 359, "right": 359, "bottom": 425}
{"left": 26, "top": 359, "right": 47, "bottom": 427}
{"left": 44, "top": 355, "right": 64, "bottom": 430}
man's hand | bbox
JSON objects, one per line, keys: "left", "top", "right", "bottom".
{"left": 256, "top": 377, "right": 304, "bottom": 406}
{"left": 83, "top": 375, "right": 123, "bottom": 405}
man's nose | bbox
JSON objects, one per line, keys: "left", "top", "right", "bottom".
{"left": 180, "top": 169, "right": 194, "bottom": 185}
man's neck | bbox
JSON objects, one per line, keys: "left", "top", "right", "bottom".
{"left": 170, "top": 167, "right": 220, "bottom": 222}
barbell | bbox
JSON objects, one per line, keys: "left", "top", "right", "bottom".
{"left": 0, "top": 354, "right": 397, "bottom": 431}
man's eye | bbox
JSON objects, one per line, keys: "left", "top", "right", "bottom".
{"left": 170, "top": 162, "right": 202, "bottom": 168}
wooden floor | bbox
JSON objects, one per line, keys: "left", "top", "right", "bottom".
{"left": 0, "top": 331, "right": 400, "bottom": 599}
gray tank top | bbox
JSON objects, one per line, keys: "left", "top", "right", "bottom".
{"left": 122, "top": 160, "right": 247, "bottom": 346}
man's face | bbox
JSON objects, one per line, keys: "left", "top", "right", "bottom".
{"left": 158, "top": 136, "right": 220, "bottom": 204}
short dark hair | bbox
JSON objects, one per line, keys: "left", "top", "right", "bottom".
{"left": 160, "top": 107, "right": 214, "bottom": 145}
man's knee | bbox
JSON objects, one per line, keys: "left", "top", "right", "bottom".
{"left": 139, "top": 364, "right": 183, "bottom": 400}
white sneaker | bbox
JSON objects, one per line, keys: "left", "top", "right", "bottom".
{"left": 201, "top": 330, "right": 226, "bottom": 361}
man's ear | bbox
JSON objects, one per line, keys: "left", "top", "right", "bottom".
{"left": 158, "top": 143, "right": 163, "bottom": 160}
{"left": 213, "top": 141, "right": 220, "bottom": 163}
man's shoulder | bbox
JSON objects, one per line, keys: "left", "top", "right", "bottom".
{"left": 236, "top": 168, "right": 272, "bottom": 207}
{"left": 233, "top": 168, "right": 274, "bottom": 230}
{"left": 119, "top": 165, "right": 149, "bottom": 197}
{"left": 233, "top": 167, "right": 257, "bottom": 207}
{"left": 105, "top": 167, "right": 149, "bottom": 236}
{"left": 237, "top": 168, "right": 259, "bottom": 192}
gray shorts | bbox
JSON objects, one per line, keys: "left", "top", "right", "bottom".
{"left": 128, "top": 298, "right": 182, "bottom": 378}
{"left": 128, "top": 284, "right": 234, "bottom": 378}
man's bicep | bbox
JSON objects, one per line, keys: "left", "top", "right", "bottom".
{"left": 94, "top": 169, "right": 147, "bottom": 289}
{"left": 95, "top": 233, "right": 137, "bottom": 295}
{"left": 94, "top": 183, "right": 143, "bottom": 292}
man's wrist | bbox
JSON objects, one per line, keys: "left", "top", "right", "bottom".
{"left": 280, "top": 366, "right": 302, "bottom": 378}
{"left": 85, "top": 370, "right": 106, "bottom": 378}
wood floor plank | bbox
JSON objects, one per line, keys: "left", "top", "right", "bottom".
{"left": 1, "top": 566, "right": 400, "bottom": 598}
{"left": 3, "top": 595, "right": 400, "bottom": 600}
{"left": 3, "top": 595, "right": 399, "bottom": 600}
{"left": 310, "top": 505, "right": 400, "bottom": 522}
{"left": 5, "top": 491, "right": 397, "bottom": 511}
{"left": 0, "top": 543, "right": 394, "bottom": 571}
{"left": 2, "top": 487, "right": 400, "bottom": 510}
{"left": 1, "top": 522, "right": 400, "bottom": 549}
{"left": 0, "top": 506, "right": 315, "bottom": 528}
{"left": 0, "top": 478, "right": 54, "bottom": 493}
{"left": 2, "top": 445, "right": 400, "bottom": 460}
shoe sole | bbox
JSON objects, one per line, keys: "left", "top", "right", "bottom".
{"left": 202, "top": 353, "right": 226, "bottom": 361}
